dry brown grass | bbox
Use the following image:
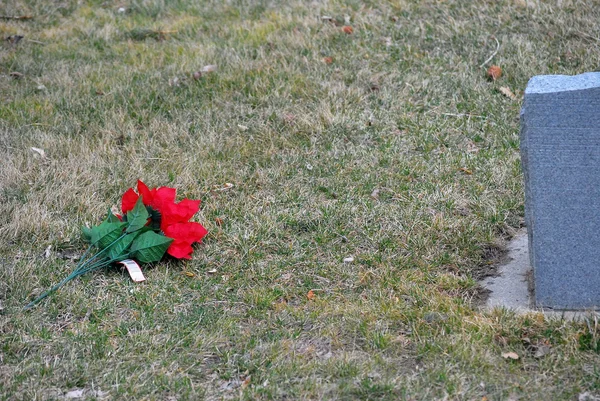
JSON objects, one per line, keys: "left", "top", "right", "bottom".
{"left": 1, "top": 0, "right": 600, "bottom": 399}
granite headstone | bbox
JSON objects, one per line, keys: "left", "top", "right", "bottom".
{"left": 521, "top": 72, "right": 600, "bottom": 309}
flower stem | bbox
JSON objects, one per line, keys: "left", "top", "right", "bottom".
{"left": 24, "top": 241, "right": 132, "bottom": 310}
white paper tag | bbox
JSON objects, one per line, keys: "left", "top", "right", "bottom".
{"left": 119, "top": 259, "right": 146, "bottom": 282}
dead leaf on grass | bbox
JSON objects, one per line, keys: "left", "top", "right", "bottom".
{"left": 499, "top": 86, "right": 519, "bottom": 101}
{"left": 307, "top": 290, "right": 316, "bottom": 300}
{"left": 214, "top": 182, "right": 234, "bottom": 191}
{"left": 342, "top": 26, "right": 354, "bottom": 34}
{"left": 201, "top": 64, "right": 217, "bottom": 74}
{"left": 207, "top": 269, "right": 217, "bottom": 274}
{"left": 183, "top": 271, "right": 195, "bottom": 277}
{"left": 534, "top": 344, "right": 551, "bottom": 358}
{"left": 486, "top": 65, "right": 502, "bottom": 81}
{"left": 501, "top": 351, "right": 519, "bottom": 360}
{"left": 459, "top": 167, "right": 472, "bottom": 175}
{"left": 31, "top": 147, "right": 45, "bottom": 158}
{"left": 343, "top": 256, "right": 355, "bottom": 263}
{"left": 323, "top": 56, "right": 333, "bottom": 64}
{"left": 65, "top": 389, "right": 85, "bottom": 399}
{"left": 9, "top": 71, "right": 24, "bottom": 79}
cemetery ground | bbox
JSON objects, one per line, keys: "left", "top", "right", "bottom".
{"left": 1, "top": 0, "right": 599, "bottom": 399}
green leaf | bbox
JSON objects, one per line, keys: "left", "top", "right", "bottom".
{"left": 130, "top": 231, "right": 173, "bottom": 263}
{"left": 107, "top": 231, "right": 140, "bottom": 260}
{"left": 105, "top": 210, "right": 120, "bottom": 223}
{"left": 82, "top": 226, "right": 93, "bottom": 242}
{"left": 125, "top": 197, "right": 149, "bottom": 233}
{"left": 90, "top": 221, "right": 127, "bottom": 250}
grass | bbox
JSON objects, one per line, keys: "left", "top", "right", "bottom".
{"left": 1, "top": 0, "right": 600, "bottom": 399}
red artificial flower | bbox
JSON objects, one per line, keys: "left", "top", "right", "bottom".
{"left": 121, "top": 180, "right": 207, "bottom": 259}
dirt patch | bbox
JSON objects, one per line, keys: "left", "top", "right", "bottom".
{"left": 472, "top": 241, "right": 511, "bottom": 281}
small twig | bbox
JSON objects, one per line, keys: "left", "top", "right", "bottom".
{"left": 0, "top": 15, "right": 33, "bottom": 20}
{"left": 26, "top": 39, "right": 45, "bottom": 45}
{"left": 198, "top": 300, "right": 249, "bottom": 307}
{"left": 442, "top": 113, "right": 485, "bottom": 119}
{"left": 479, "top": 36, "right": 500, "bottom": 68}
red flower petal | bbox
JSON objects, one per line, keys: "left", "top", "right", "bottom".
{"left": 163, "top": 222, "right": 208, "bottom": 244}
{"left": 167, "top": 240, "right": 194, "bottom": 259}
{"left": 162, "top": 199, "right": 200, "bottom": 226}
{"left": 137, "top": 180, "right": 155, "bottom": 206}
{"left": 122, "top": 188, "right": 139, "bottom": 213}
{"left": 151, "top": 187, "right": 176, "bottom": 210}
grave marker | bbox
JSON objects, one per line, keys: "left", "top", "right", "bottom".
{"left": 521, "top": 72, "right": 600, "bottom": 309}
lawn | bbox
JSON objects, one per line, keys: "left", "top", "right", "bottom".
{"left": 1, "top": 0, "right": 600, "bottom": 399}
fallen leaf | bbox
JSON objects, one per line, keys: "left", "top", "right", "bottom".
{"left": 486, "top": 65, "right": 502, "bottom": 81}
{"left": 533, "top": 344, "right": 551, "bottom": 358}
{"left": 307, "top": 290, "right": 316, "bottom": 300}
{"left": 65, "top": 389, "right": 85, "bottom": 399}
{"left": 499, "top": 86, "right": 518, "bottom": 101}
{"left": 207, "top": 269, "right": 217, "bottom": 274}
{"left": 31, "top": 147, "right": 45, "bottom": 158}
{"left": 201, "top": 64, "right": 217, "bottom": 74}
{"left": 184, "top": 271, "right": 195, "bottom": 277}
{"left": 214, "top": 183, "right": 234, "bottom": 191}
{"left": 323, "top": 56, "right": 333, "bottom": 64}
{"left": 9, "top": 71, "right": 24, "bottom": 79}
{"left": 501, "top": 351, "right": 519, "bottom": 360}
{"left": 343, "top": 256, "right": 354, "bottom": 263}
{"left": 215, "top": 217, "right": 224, "bottom": 226}
{"left": 342, "top": 26, "right": 354, "bottom": 34}
{"left": 241, "top": 375, "right": 251, "bottom": 389}
{"left": 459, "top": 167, "right": 472, "bottom": 175}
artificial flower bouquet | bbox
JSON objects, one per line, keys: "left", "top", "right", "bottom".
{"left": 25, "top": 180, "right": 207, "bottom": 309}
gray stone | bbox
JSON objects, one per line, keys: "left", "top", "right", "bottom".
{"left": 483, "top": 230, "right": 531, "bottom": 311}
{"left": 521, "top": 72, "right": 600, "bottom": 309}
